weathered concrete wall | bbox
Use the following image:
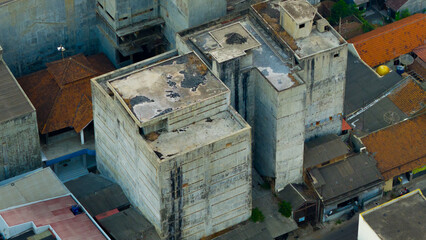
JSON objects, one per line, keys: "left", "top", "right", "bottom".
{"left": 251, "top": 69, "right": 306, "bottom": 192}
{"left": 92, "top": 79, "right": 162, "bottom": 228}
{"left": 159, "top": 111, "right": 251, "bottom": 239}
{"left": 92, "top": 68, "right": 252, "bottom": 239}
{"left": 159, "top": 0, "right": 226, "bottom": 48}
{"left": 96, "top": 0, "right": 159, "bottom": 30}
{"left": 275, "top": 81, "right": 306, "bottom": 191}
{"left": 0, "top": 111, "right": 41, "bottom": 180}
{"left": 0, "top": 0, "right": 98, "bottom": 77}
{"left": 299, "top": 46, "right": 348, "bottom": 140}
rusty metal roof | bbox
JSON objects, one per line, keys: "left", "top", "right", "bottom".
{"left": 0, "top": 59, "right": 34, "bottom": 123}
{"left": 18, "top": 54, "right": 115, "bottom": 134}
{"left": 361, "top": 114, "right": 426, "bottom": 180}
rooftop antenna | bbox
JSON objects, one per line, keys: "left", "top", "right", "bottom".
{"left": 57, "top": 45, "right": 66, "bottom": 60}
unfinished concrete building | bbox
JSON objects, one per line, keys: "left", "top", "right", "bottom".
{"left": 96, "top": 0, "right": 227, "bottom": 67}
{"left": 0, "top": 45, "right": 41, "bottom": 180}
{"left": 92, "top": 52, "right": 252, "bottom": 239}
{"left": 176, "top": 0, "right": 347, "bottom": 191}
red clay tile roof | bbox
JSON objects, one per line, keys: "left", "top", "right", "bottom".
{"left": 385, "top": 0, "right": 408, "bottom": 12}
{"left": 388, "top": 78, "right": 426, "bottom": 116}
{"left": 361, "top": 114, "right": 426, "bottom": 180}
{"left": 18, "top": 54, "right": 115, "bottom": 134}
{"left": 0, "top": 195, "right": 106, "bottom": 239}
{"left": 348, "top": 14, "right": 426, "bottom": 67}
{"left": 413, "top": 44, "right": 426, "bottom": 62}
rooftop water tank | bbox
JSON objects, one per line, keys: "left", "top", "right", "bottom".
{"left": 376, "top": 65, "right": 390, "bottom": 76}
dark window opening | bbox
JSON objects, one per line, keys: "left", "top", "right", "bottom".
{"left": 117, "top": 50, "right": 130, "bottom": 63}
{"left": 337, "top": 197, "right": 358, "bottom": 208}
{"left": 299, "top": 23, "right": 305, "bottom": 29}
{"left": 334, "top": 53, "right": 339, "bottom": 58}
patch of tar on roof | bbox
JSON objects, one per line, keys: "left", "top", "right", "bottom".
{"left": 108, "top": 53, "right": 228, "bottom": 123}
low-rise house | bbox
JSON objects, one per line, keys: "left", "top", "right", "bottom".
{"left": 307, "top": 153, "right": 383, "bottom": 222}
{"left": 0, "top": 45, "right": 41, "bottom": 181}
{"left": 385, "top": 0, "right": 425, "bottom": 16}
{"left": 358, "top": 189, "right": 426, "bottom": 240}
{"left": 0, "top": 168, "right": 109, "bottom": 239}
{"left": 17, "top": 53, "right": 115, "bottom": 181}
{"left": 348, "top": 14, "right": 426, "bottom": 68}
{"left": 304, "top": 134, "right": 351, "bottom": 170}
{"left": 408, "top": 44, "right": 426, "bottom": 81}
{"left": 277, "top": 183, "right": 318, "bottom": 225}
{"left": 360, "top": 114, "right": 426, "bottom": 192}
{"left": 65, "top": 173, "right": 161, "bottom": 240}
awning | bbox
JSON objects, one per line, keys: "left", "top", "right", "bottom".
{"left": 342, "top": 119, "right": 352, "bottom": 131}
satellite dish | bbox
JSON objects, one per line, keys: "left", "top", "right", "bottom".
{"left": 400, "top": 54, "right": 414, "bottom": 65}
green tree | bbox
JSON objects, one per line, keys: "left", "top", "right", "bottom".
{"left": 278, "top": 201, "right": 292, "bottom": 218}
{"left": 251, "top": 208, "right": 265, "bottom": 222}
{"left": 395, "top": 9, "right": 410, "bottom": 20}
{"left": 329, "top": 0, "right": 364, "bottom": 25}
{"left": 361, "top": 20, "right": 375, "bottom": 32}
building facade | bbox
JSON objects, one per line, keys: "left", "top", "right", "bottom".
{"left": 92, "top": 52, "right": 252, "bottom": 239}
{"left": 0, "top": 45, "right": 41, "bottom": 180}
{"left": 176, "top": 0, "right": 347, "bottom": 191}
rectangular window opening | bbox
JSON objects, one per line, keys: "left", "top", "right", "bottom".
{"left": 299, "top": 23, "right": 305, "bottom": 29}
{"left": 334, "top": 53, "right": 339, "bottom": 58}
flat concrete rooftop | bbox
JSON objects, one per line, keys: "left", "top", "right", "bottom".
{"left": 280, "top": 0, "right": 316, "bottom": 24}
{"left": 362, "top": 190, "right": 426, "bottom": 240}
{"left": 148, "top": 110, "right": 245, "bottom": 160}
{"left": 190, "top": 19, "right": 300, "bottom": 91}
{"left": 201, "top": 22, "right": 261, "bottom": 63}
{"left": 108, "top": 53, "right": 228, "bottom": 123}
{"left": 252, "top": 1, "right": 345, "bottom": 58}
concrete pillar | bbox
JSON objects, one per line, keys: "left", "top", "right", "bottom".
{"left": 80, "top": 129, "right": 85, "bottom": 145}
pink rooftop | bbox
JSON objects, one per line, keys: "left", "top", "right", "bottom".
{"left": 0, "top": 195, "right": 106, "bottom": 240}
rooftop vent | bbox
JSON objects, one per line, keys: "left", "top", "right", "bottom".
{"left": 279, "top": 0, "right": 316, "bottom": 39}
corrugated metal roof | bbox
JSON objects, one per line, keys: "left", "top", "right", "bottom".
{"left": 413, "top": 44, "right": 426, "bottom": 62}
{"left": 0, "top": 60, "right": 34, "bottom": 123}
{"left": 344, "top": 51, "right": 402, "bottom": 116}
{"left": 0, "top": 168, "right": 69, "bottom": 210}
{"left": 385, "top": 0, "right": 409, "bottom": 11}
{"left": 310, "top": 154, "right": 382, "bottom": 202}
{"left": 304, "top": 134, "right": 350, "bottom": 169}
